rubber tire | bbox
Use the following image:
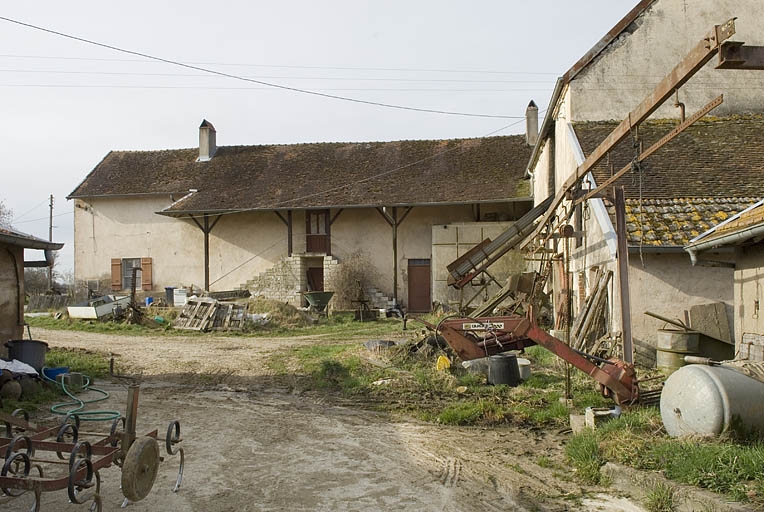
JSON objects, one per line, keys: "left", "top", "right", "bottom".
{"left": 121, "top": 436, "right": 160, "bottom": 502}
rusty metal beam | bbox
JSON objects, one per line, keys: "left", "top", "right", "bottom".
{"left": 717, "top": 41, "right": 764, "bottom": 70}
{"left": 521, "top": 18, "right": 736, "bottom": 251}
{"left": 575, "top": 94, "right": 724, "bottom": 205}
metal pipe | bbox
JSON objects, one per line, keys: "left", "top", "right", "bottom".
{"left": 686, "top": 223, "right": 764, "bottom": 266}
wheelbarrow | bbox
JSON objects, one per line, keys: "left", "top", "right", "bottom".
{"left": 303, "top": 291, "right": 334, "bottom": 314}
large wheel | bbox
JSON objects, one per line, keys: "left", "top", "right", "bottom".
{"left": 121, "top": 436, "right": 160, "bottom": 502}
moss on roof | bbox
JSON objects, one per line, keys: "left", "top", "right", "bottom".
{"left": 69, "top": 136, "right": 532, "bottom": 211}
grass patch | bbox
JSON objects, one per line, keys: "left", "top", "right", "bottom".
{"left": 644, "top": 482, "right": 677, "bottom": 512}
{"left": 27, "top": 310, "right": 406, "bottom": 339}
{"left": 45, "top": 347, "right": 110, "bottom": 378}
{"left": 435, "top": 400, "right": 508, "bottom": 425}
{"left": 566, "top": 406, "right": 764, "bottom": 506}
{"left": 565, "top": 429, "right": 603, "bottom": 484}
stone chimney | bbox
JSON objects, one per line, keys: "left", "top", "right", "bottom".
{"left": 197, "top": 119, "right": 216, "bottom": 162}
{"left": 525, "top": 100, "right": 539, "bottom": 146}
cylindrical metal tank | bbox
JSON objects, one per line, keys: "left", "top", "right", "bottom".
{"left": 660, "top": 364, "right": 764, "bottom": 437}
{"left": 656, "top": 329, "right": 700, "bottom": 374}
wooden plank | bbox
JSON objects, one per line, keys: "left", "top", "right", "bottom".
{"left": 615, "top": 188, "right": 633, "bottom": 363}
{"left": 689, "top": 302, "right": 732, "bottom": 344}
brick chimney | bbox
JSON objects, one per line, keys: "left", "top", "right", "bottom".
{"left": 525, "top": 100, "right": 538, "bottom": 147}
{"left": 197, "top": 119, "right": 216, "bottom": 162}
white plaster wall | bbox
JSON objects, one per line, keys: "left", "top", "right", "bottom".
{"left": 734, "top": 245, "right": 764, "bottom": 344}
{"left": 571, "top": 0, "right": 764, "bottom": 121}
{"left": 331, "top": 205, "right": 479, "bottom": 305}
{"left": 630, "top": 252, "right": 733, "bottom": 347}
{"left": 75, "top": 197, "right": 529, "bottom": 307}
{"left": 207, "top": 211, "right": 287, "bottom": 291}
{"left": 73, "top": 197, "right": 287, "bottom": 292}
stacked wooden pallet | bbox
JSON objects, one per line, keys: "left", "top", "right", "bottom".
{"left": 173, "top": 298, "right": 247, "bottom": 331}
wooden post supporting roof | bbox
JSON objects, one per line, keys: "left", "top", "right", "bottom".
{"left": 376, "top": 206, "right": 413, "bottom": 306}
{"left": 189, "top": 213, "right": 222, "bottom": 291}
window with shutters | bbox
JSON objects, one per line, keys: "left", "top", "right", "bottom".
{"left": 111, "top": 257, "right": 153, "bottom": 291}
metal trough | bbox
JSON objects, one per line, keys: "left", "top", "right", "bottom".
{"left": 303, "top": 291, "right": 334, "bottom": 313}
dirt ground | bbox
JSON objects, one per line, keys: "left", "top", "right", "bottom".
{"left": 4, "top": 328, "right": 646, "bottom": 511}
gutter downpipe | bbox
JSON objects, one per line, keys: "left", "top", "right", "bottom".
{"left": 686, "top": 224, "right": 764, "bottom": 266}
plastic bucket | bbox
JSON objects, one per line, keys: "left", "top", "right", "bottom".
{"left": 43, "top": 366, "right": 70, "bottom": 381}
{"left": 488, "top": 353, "right": 520, "bottom": 386}
{"left": 5, "top": 340, "right": 49, "bottom": 371}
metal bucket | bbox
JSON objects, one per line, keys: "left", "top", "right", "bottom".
{"left": 488, "top": 353, "right": 520, "bottom": 387}
{"left": 657, "top": 329, "right": 699, "bottom": 352}
{"left": 5, "top": 340, "right": 49, "bottom": 371}
{"left": 656, "top": 329, "right": 699, "bottom": 374}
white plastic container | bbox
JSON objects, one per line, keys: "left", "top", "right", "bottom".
{"left": 173, "top": 288, "right": 188, "bottom": 307}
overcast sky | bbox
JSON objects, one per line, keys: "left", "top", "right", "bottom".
{"left": 0, "top": 1, "right": 636, "bottom": 275}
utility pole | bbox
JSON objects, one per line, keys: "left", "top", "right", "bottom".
{"left": 48, "top": 194, "right": 53, "bottom": 290}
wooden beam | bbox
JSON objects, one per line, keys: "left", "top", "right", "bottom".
{"left": 521, "top": 18, "right": 736, "bottom": 251}
{"left": 614, "top": 188, "right": 633, "bottom": 364}
{"left": 576, "top": 95, "right": 723, "bottom": 205}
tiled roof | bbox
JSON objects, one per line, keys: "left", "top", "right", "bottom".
{"left": 574, "top": 115, "right": 764, "bottom": 247}
{"left": 69, "top": 136, "right": 532, "bottom": 212}
{"left": 624, "top": 197, "right": 759, "bottom": 247}
{"left": 574, "top": 115, "right": 764, "bottom": 199}
{"left": 686, "top": 200, "right": 764, "bottom": 248}
{"left": 713, "top": 202, "right": 764, "bottom": 237}
{"left": 0, "top": 225, "right": 63, "bottom": 250}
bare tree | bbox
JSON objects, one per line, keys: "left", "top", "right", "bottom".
{"left": 0, "top": 200, "right": 12, "bottom": 228}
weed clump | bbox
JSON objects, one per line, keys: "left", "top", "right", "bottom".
{"left": 247, "top": 296, "right": 313, "bottom": 328}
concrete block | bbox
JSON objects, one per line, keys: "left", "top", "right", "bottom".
{"left": 432, "top": 225, "right": 457, "bottom": 245}
{"left": 457, "top": 225, "right": 483, "bottom": 245}
{"left": 570, "top": 414, "right": 587, "bottom": 434}
{"left": 481, "top": 223, "right": 513, "bottom": 241}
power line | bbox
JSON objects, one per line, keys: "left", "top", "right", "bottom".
{"left": 0, "top": 68, "right": 554, "bottom": 84}
{"left": 0, "top": 16, "right": 522, "bottom": 119}
{"left": 0, "top": 53, "right": 559, "bottom": 76}
{"left": 0, "top": 84, "right": 551, "bottom": 93}
{"left": 12, "top": 197, "right": 48, "bottom": 221}
{"left": 13, "top": 210, "right": 72, "bottom": 224}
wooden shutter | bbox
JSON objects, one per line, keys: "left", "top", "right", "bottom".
{"left": 110, "top": 259, "right": 122, "bottom": 291}
{"left": 141, "top": 257, "right": 153, "bottom": 291}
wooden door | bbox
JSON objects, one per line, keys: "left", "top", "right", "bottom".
{"left": 306, "top": 210, "right": 330, "bottom": 254}
{"left": 307, "top": 267, "right": 324, "bottom": 291}
{"left": 407, "top": 259, "right": 431, "bottom": 313}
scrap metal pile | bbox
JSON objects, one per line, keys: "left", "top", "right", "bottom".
{"left": 0, "top": 384, "right": 184, "bottom": 510}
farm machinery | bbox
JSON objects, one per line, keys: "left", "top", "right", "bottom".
{"left": 0, "top": 384, "right": 184, "bottom": 510}
{"left": 419, "top": 314, "right": 653, "bottom": 405}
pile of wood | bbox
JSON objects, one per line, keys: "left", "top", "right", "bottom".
{"left": 173, "top": 298, "right": 247, "bottom": 332}
{"left": 571, "top": 268, "right": 613, "bottom": 352}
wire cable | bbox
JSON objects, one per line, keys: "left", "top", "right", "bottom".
{"left": 0, "top": 53, "right": 559, "bottom": 75}
{"left": 0, "top": 16, "right": 521, "bottom": 119}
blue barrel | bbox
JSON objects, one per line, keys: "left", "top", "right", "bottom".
{"left": 488, "top": 353, "right": 520, "bottom": 386}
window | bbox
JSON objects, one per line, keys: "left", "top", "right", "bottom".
{"left": 122, "top": 258, "right": 142, "bottom": 290}
{"left": 111, "top": 257, "right": 153, "bottom": 291}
